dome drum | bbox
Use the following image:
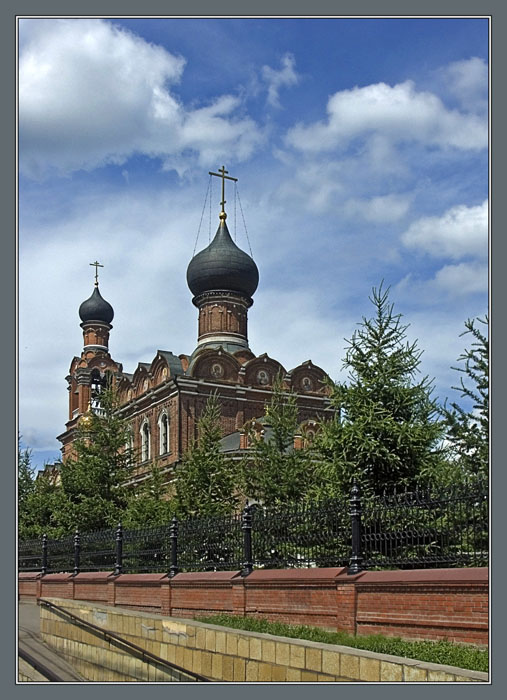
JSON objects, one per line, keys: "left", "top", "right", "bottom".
{"left": 192, "top": 289, "right": 253, "bottom": 309}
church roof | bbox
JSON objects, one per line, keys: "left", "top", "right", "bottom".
{"left": 79, "top": 286, "right": 114, "bottom": 324}
{"left": 186, "top": 219, "right": 259, "bottom": 299}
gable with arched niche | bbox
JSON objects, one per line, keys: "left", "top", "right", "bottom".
{"left": 240, "top": 417, "right": 265, "bottom": 448}
{"left": 149, "top": 350, "right": 184, "bottom": 386}
{"left": 288, "top": 361, "right": 330, "bottom": 394}
{"left": 243, "top": 354, "right": 287, "bottom": 388}
{"left": 117, "top": 375, "right": 133, "bottom": 405}
{"left": 299, "top": 418, "right": 321, "bottom": 447}
{"left": 189, "top": 348, "right": 242, "bottom": 383}
{"left": 149, "top": 354, "right": 171, "bottom": 387}
{"left": 131, "top": 364, "right": 152, "bottom": 399}
{"left": 86, "top": 354, "right": 120, "bottom": 373}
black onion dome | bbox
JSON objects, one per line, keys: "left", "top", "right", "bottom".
{"left": 79, "top": 286, "right": 114, "bottom": 324}
{"left": 187, "top": 220, "right": 259, "bottom": 298}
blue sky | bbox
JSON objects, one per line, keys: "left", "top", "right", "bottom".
{"left": 18, "top": 17, "right": 489, "bottom": 470}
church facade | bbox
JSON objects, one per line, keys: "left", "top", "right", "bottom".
{"left": 57, "top": 170, "right": 332, "bottom": 487}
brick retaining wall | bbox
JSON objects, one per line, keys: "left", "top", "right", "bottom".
{"left": 19, "top": 566, "right": 488, "bottom": 646}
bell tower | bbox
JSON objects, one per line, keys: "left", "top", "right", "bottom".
{"left": 58, "top": 262, "right": 122, "bottom": 461}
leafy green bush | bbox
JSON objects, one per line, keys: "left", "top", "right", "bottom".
{"left": 196, "top": 613, "right": 488, "bottom": 673}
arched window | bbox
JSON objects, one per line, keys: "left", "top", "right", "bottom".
{"left": 158, "top": 412, "right": 169, "bottom": 455}
{"left": 140, "top": 420, "right": 150, "bottom": 462}
{"left": 125, "top": 426, "right": 134, "bottom": 457}
{"left": 90, "top": 369, "right": 105, "bottom": 416}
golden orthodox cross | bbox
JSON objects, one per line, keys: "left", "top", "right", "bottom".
{"left": 209, "top": 165, "right": 238, "bottom": 216}
{"left": 90, "top": 260, "right": 104, "bottom": 286}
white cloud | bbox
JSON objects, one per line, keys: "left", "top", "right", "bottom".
{"left": 433, "top": 261, "right": 488, "bottom": 295}
{"left": 286, "top": 80, "right": 487, "bottom": 153}
{"left": 395, "top": 257, "right": 488, "bottom": 304}
{"left": 250, "top": 287, "right": 348, "bottom": 382}
{"left": 343, "top": 193, "right": 411, "bottom": 223}
{"left": 401, "top": 200, "right": 488, "bottom": 260}
{"left": 440, "top": 57, "right": 488, "bottom": 113}
{"left": 275, "top": 157, "right": 347, "bottom": 213}
{"left": 262, "top": 53, "right": 299, "bottom": 108}
{"left": 19, "top": 19, "right": 263, "bottom": 178}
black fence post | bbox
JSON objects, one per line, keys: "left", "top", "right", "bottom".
{"left": 114, "top": 522, "right": 123, "bottom": 576}
{"left": 41, "top": 534, "right": 48, "bottom": 575}
{"left": 169, "top": 516, "right": 179, "bottom": 578}
{"left": 348, "top": 481, "right": 363, "bottom": 575}
{"left": 241, "top": 502, "right": 253, "bottom": 577}
{"left": 73, "top": 529, "right": 81, "bottom": 576}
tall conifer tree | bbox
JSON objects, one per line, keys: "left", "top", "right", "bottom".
{"left": 313, "top": 284, "right": 446, "bottom": 498}
{"left": 241, "top": 376, "right": 312, "bottom": 505}
{"left": 175, "top": 394, "right": 239, "bottom": 516}
{"left": 444, "top": 315, "right": 488, "bottom": 481}
{"left": 57, "top": 384, "right": 134, "bottom": 532}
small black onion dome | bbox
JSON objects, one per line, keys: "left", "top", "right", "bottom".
{"left": 79, "top": 286, "right": 114, "bottom": 324}
{"left": 187, "top": 219, "right": 259, "bottom": 298}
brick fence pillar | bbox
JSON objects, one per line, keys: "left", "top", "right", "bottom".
{"left": 107, "top": 576, "right": 117, "bottom": 607}
{"left": 160, "top": 578, "right": 172, "bottom": 616}
{"left": 336, "top": 580, "right": 358, "bottom": 635}
{"left": 231, "top": 577, "right": 246, "bottom": 617}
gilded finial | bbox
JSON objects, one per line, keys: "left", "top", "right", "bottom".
{"left": 90, "top": 260, "right": 104, "bottom": 287}
{"left": 209, "top": 165, "right": 238, "bottom": 221}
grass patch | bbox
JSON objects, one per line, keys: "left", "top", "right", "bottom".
{"left": 195, "top": 613, "right": 488, "bottom": 673}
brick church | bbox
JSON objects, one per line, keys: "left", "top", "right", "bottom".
{"left": 57, "top": 168, "right": 332, "bottom": 487}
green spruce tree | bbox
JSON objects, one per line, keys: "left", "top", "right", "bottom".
{"left": 123, "top": 461, "right": 175, "bottom": 527}
{"left": 313, "top": 284, "right": 446, "bottom": 498}
{"left": 57, "top": 383, "right": 134, "bottom": 532}
{"left": 241, "top": 376, "right": 312, "bottom": 505}
{"left": 18, "top": 440, "right": 68, "bottom": 539}
{"left": 444, "top": 315, "right": 488, "bottom": 481}
{"left": 18, "top": 438, "right": 35, "bottom": 516}
{"left": 175, "top": 393, "right": 239, "bottom": 516}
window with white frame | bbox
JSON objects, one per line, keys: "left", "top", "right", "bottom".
{"left": 158, "top": 411, "right": 169, "bottom": 455}
{"left": 140, "top": 419, "right": 150, "bottom": 462}
{"left": 125, "top": 426, "right": 134, "bottom": 462}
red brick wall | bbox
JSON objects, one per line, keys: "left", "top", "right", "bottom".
{"left": 112, "top": 574, "right": 169, "bottom": 614}
{"left": 18, "top": 573, "right": 40, "bottom": 598}
{"left": 72, "top": 572, "right": 113, "bottom": 604}
{"left": 19, "top": 567, "right": 488, "bottom": 646}
{"left": 351, "top": 570, "right": 488, "bottom": 645}
{"left": 243, "top": 569, "right": 341, "bottom": 629}
{"left": 170, "top": 572, "right": 236, "bottom": 618}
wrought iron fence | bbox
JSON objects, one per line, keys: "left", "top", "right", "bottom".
{"left": 18, "top": 537, "right": 43, "bottom": 572}
{"left": 18, "top": 479, "right": 488, "bottom": 576}
{"left": 178, "top": 512, "right": 243, "bottom": 573}
{"left": 122, "top": 524, "right": 171, "bottom": 573}
{"left": 361, "top": 481, "right": 488, "bottom": 569}
{"left": 79, "top": 527, "right": 117, "bottom": 572}
{"left": 250, "top": 498, "right": 350, "bottom": 569}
